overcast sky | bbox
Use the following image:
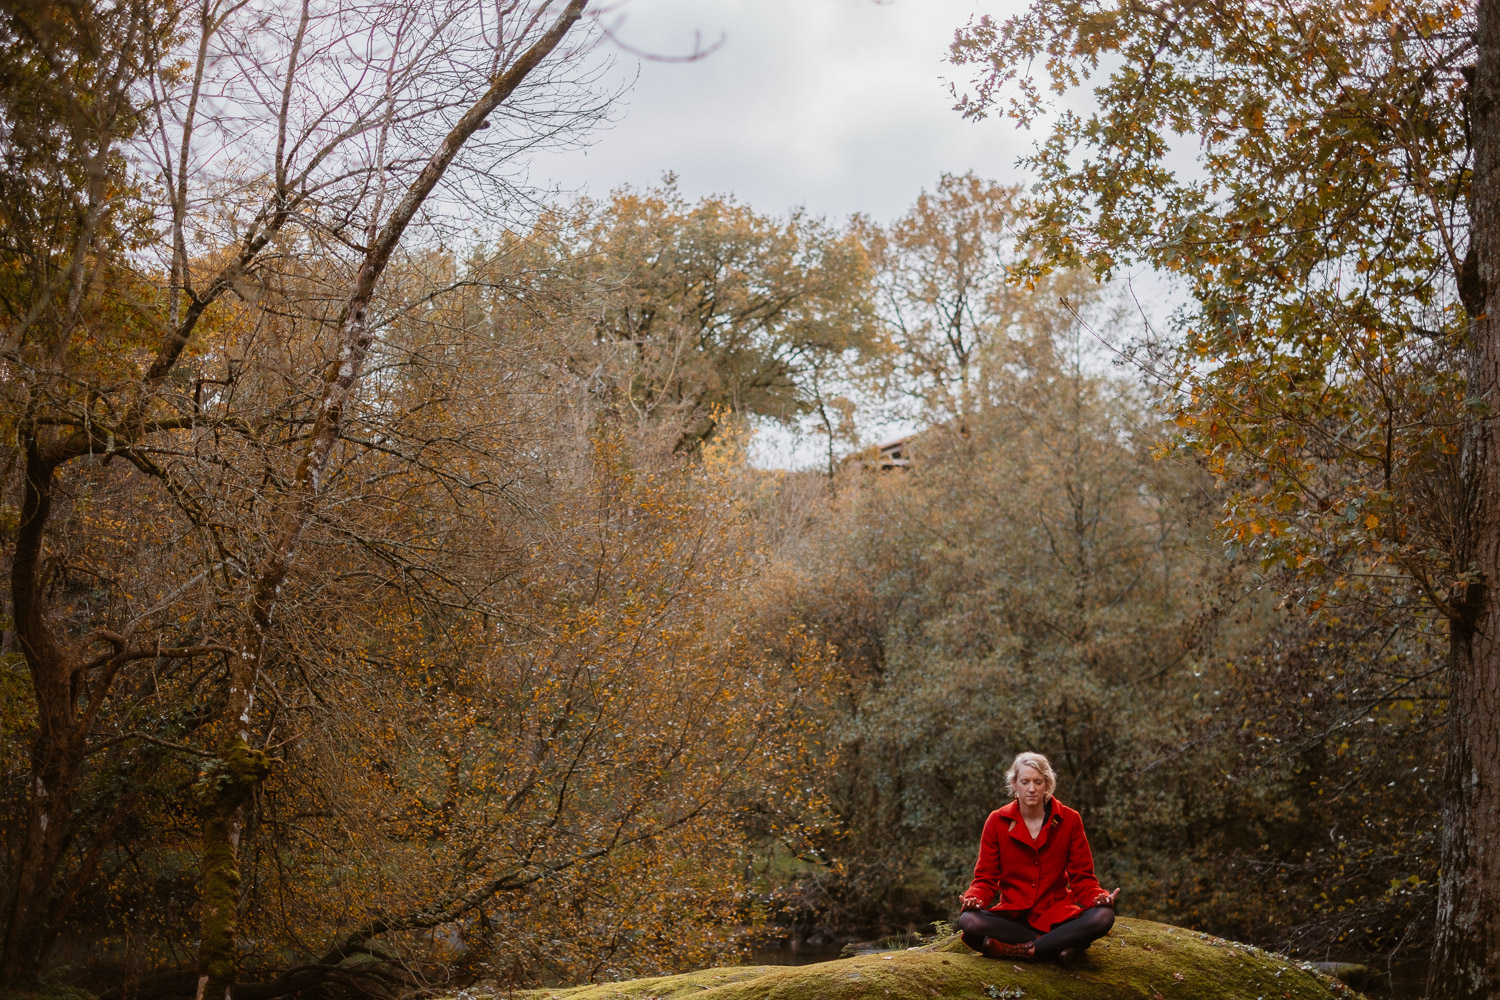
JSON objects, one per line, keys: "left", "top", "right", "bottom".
{"left": 532, "top": 0, "right": 1024, "bottom": 225}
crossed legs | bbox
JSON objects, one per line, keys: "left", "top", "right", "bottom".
{"left": 957, "top": 906, "right": 1115, "bottom": 959}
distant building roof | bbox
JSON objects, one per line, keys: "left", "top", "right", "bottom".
{"left": 876, "top": 437, "right": 910, "bottom": 471}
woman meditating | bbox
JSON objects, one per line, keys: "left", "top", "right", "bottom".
{"left": 957, "top": 751, "right": 1119, "bottom": 962}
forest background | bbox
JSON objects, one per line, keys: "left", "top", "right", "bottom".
{"left": 0, "top": 0, "right": 1486, "bottom": 999}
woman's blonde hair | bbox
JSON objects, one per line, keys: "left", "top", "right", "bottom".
{"left": 1006, "top": 751, "right": 1058, "bottom": 800}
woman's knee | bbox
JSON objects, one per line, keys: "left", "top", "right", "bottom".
{"left": 956, "top": 912, "right": 988, "bottom": 953}
{"left": 1088, "top": 906, "right": 1115, "bottom": 935}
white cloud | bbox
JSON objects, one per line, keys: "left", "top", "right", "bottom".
{"left": 533, "top": 0, "right": 1025, "bottom": 223}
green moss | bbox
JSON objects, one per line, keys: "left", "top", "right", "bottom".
{"left": 195, "top": 740, "right": 272, "bottom": 989}
{"left": 490, "top": 920, "right": 1368, "bottom": 1000}
{"left": 199, "top": 806, "right": 241, "bottom": 982}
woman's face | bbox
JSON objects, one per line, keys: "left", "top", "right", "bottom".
{"left": 1014, "top": 765, "right": 1048, "bottom": 808}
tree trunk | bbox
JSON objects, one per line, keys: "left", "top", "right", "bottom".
{"left": 1435, "top": 617, "right": 1500, "bottom": 998}
{"left": 194, "top": 739, "right": 269, "bottom": 1000}
{"left": 0, "top": 450, "right": 86, "bottom": 986}
{"left": 1429, "top": 4, "right": 1500, "bottom": 997}
{"left": 0, "top": 721, "right": 83, "bottom": 987}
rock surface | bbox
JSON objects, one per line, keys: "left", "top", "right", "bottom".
{"left": 504, "top": 919, "right": 1369, "bottom": 1000}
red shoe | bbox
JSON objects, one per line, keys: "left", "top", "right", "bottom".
{"left": 980, "top": 937, "right": 1035, "bottom": 961}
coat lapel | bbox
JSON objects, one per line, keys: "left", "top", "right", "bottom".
{"left": 1002, "top": 803, "right": 1038, "bottom": 851}
{"left": 1000, "top": 798, "right": 1059, "bottom": 848}
{"left": 1036, "top": 801, "right": 1062, "bottom": 849}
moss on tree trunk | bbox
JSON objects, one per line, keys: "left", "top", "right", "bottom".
{"left": 194, "top": 742, "right": 270, "bottom": 1000}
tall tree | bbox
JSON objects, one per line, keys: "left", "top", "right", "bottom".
{"left": 458, "top": 184, "right": 887, "bottom": 465}
{"left": 950, "top": 0, "right": 1493, "bottom": 994}
{"left": 872, "top": 173, "right": 1107, "bottom": 429}
{"left": 0, "top": 0, "right": 185, "bottom": 978}
{"left": 583, "top": 184, "right": 885, "bottom": 455}
{"left": 875, "top": 173, "right": 1020, "bottom": 423}
{"left": 0, "top": 0, "right": 599, "bottom": 992}
{"left": 1461, "top": 3, "right": 1499, "bottom": 995}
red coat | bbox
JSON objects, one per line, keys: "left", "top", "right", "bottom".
{"left": 963, "top": 798, "right": 1109, "bottom": 932}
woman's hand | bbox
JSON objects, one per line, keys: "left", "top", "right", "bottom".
{"left": 959, "top": 894, "right": 986, "bottom": 912}
{"left": 1094, "top": 888, "right": 1122, "bottom": 909}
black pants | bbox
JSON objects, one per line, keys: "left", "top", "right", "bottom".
{"left": 956, "top": 905, "right": 1115, "bottom": 958}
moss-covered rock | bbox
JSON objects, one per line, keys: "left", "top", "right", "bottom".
{"left": 498, "top": 919, "right": 1368, "bottom": 1000}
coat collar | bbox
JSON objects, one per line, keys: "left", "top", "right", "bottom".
{"left": 999, "top": 797, "right": 1062, "bottom": 848}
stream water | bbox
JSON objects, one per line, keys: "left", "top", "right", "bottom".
{"left": 1363, "top": 961, "right": 1429, "bottom": 999}
{"left": 746, "top": 942, "right": 848, "bottom": 967}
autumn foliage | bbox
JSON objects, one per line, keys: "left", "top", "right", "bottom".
{"left": 0, "top": 0, "right": 1489, "bottom": 990}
